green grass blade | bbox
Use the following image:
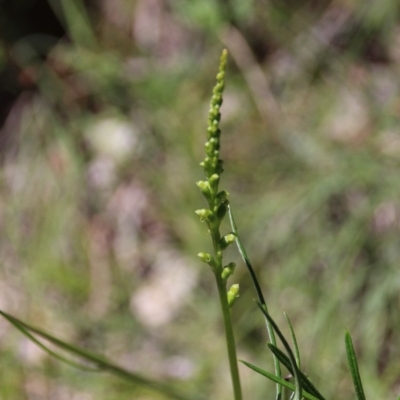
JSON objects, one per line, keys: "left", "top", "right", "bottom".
{"left": 257, "top": 304, "right": 302, "bottom": 400}
{"left": 1, "top": 312, "right": 99, "bottom": 372}
{"left": 60, "top": 0, "right": 97, "bottom": 48}
{"left": 240, "top": 360, "right": 320, "bottom": 400}
{"left": 268, "top": 344, "right": 325, "bottom": 400}
{"left": 0, "top": 311, "right": 202, "bottom": 400}
{"left": 345, "top": 330, "right": 366, "bottom": 400}
{"left": 284, "top": 312, "right": 301, "bottom": 370}
{"left": 228, "top": 205, "right": 282, "bottom": 399}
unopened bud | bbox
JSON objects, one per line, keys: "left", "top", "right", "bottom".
{"left": 196, "top": 180, "right": 212, "bottom": 202}
{"left": 209, "top": 174, "right": 219, "bottom": 191}
{"left": 198, "top": 252, "right": 217, "bottom": 270}
{"left": 221, "top": 262, "right": 236, "bottom": 280}
{"left": 227, "top": 284, "right": 239, "bottom": 307}
{"left": 195, "top": 209, "right": 214, "bottom": 223}
{"left": 219, "top": 233, "right": 236, "bottom": 250}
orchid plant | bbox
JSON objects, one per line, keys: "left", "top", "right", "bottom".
{"left": 0, "top": 50, "right": 368, "bottom": 400}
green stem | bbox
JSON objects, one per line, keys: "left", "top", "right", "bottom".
{"left": 215, "top": 273, "right": 243, "bottom": 400}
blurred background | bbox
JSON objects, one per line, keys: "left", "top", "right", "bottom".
{"left": 1, "top": 0, "right": 400, "bottom": 399}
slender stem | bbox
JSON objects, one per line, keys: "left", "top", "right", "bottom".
{"left": 197, "top": 49, "right": 242, "bottom": 400}
{"left": 215, "top": 273, "right": 243, "bottom": 400}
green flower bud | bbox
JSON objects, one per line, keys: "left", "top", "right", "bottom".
{"left": 207, "top": 50, "right": 227, "bottom": 138}
{"left": 209, "top": 174, "right": 219, "bottom": 191}
{"left": 200, "top": 158, "right": 214, "bottom": 177}
{"left": 208, "top": 124, "right": 217, "bottom": 137}
{"left": 198, "top": 252, "right": 212, "bottom": 262}
{"left": 196, "top": 180, "right": 212, "bottom": 202}
{"left": 195, "top": 209, "right": 215, "bottom": 223}
{"left": 227, "top": 283, "right": 239, "bottom": 307}
{"left": 208, "top": 142, "right": 216, "bottom": 153}
{"left": 221, "top": 262, "right": 236, "bottom": 280}
{"left": 198, "top": 252, "right": 217, "bottom": 270}
{"left": 219, "top": 233, "right": 237, "bottom": 250}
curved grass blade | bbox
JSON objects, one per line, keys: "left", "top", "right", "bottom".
{"left": 0, "top": 311, "right": 202, "bottom": 400}
{"left": 345, "top": 330, "right": 366, "bottom": 400}
{"left": 2, "top": 312, "right": 99, "bottom": 372}
{"left": 257, "top": 303, "right": 302, "bottom": 400}
{"left": 240, "top": 360, "right": 320, "bottom": 400}
{"left": 59, "top": 0, "right": 97, "bottom": 48}
{"left": 268, "top": 344, "right": 325, "bottom": 400}
{"left": 284, "top": 312, "right": 301, "bottom": 370}
{"left": 228, "top": 205, "right": 282, "bottom": 399}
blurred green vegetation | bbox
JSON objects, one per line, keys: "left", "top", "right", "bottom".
{"left": 1, "top": 0, "right": 400, "bottom": 399}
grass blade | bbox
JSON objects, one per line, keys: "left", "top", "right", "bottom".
{"left": 240, "top": 360, "right": 320, "bottom": 400}
{"left": 2, "top": 313, "right": 99, "bottom": 372}
{"left": 284, "top": 312, "right": 301, "bottom": 370}
{"left": 345, "top": 330, "right": 366, "bottom": 400}
{"left": 0, "top": 311, "right": 202, "bottom": 400}
{"left": 257, "top": 303, "right": 302, "bottom": 400}
{"left": 268, "top": 344, "right": 325, "bottom": 400}
{"left": 60, "top": 0, "right": 97, "bottom": 48}
{"left": 228, "top": 205, "right": 282, "bottom": 399}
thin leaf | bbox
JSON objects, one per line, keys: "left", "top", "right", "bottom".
{"left": 257, "top": 303, "right": 302, "bottom": 400}
{"left": 228, "top": 205, "right": 282, "bottom": 400}
{"left": 0, "top": 311, "right": 202, "bottom": 400}
{"left": 345, "top": 330, "right": 366, "bottom": 400}
{"left": 60, "top": 0, "right": 97, "bottom": 48}
{"left": 228, "top": 205, "right": 266, "bottom": 306}
{"left": 284, "top": 312, "right": 301, "bottom": 370}
{"left": 3, "top": 314, "right": 98, "bottom": 372}
{"left": 268, "top": 344, "right": 325, "bottom": 400}
{"left": 240, "top": 360, "right": 320, "bottom": 400}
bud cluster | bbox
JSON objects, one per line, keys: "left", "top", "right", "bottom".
{"left": 200, "top": 49, "right": 227, "bottom": 179}
{"left": 196, "top": 50, "right": 238, "bottom": 294}
{"left": 195, "top": 50, "right": 230, "bottom": 234}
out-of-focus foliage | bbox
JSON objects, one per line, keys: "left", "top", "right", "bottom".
{"left": 0, "top": 0, "right": 400, "bottom": 399}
